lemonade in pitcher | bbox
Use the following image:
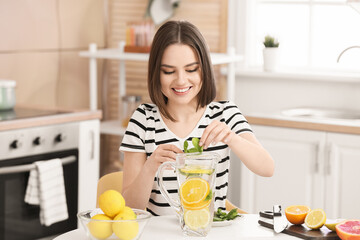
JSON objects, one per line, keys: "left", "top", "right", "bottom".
{"left": 157, "top": 152, "right": 219, "bottom": 237}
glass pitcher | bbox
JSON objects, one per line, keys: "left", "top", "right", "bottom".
{"left": 157, "top": 152, "right": 220, "bottom": 237}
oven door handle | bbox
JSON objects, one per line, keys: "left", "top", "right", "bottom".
{"left": 0, "top": 155, "right": 76, "bottom": 175}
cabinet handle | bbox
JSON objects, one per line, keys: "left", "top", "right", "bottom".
{"left": 326, "top": 144, "right": 331, "bottom": 175}
{"left": 90, "top": 130, "right": 95, "bottom": 160}
{"left": 316, "top": 140, "right": 325, "bottom": 174}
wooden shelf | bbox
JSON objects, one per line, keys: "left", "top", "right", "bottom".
{"left": 79, "top": 49, "right": 243, "bottom": 64}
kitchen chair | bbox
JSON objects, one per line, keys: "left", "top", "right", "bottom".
{"left": 96, "top": 171, "right": 247, "bottom": 214}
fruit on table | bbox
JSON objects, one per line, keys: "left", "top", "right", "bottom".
{"left": 184, "top": 208, "right": 211, "bottom": 230}
{"left": 114, "top": 206, "right": 137, "bottom": 220}
{"left": 88, "top": 214, "right": 113, "bottom": 239}
{"left": 112, "top": 213, "right": 139, "bottom": 240}
{"left": 335, "top": 220, "right": 360, "bottom": 240}
{"left": 325, "top": 219, "right": 346, "bottom": 231}
{"left": 304, "top": 208, "right": 326, "bottom": 230}
{"left": 99, "top": 189, "right": 126, "bottom": 218}
{"left": 285, "top": 205, "right": 311, "bottom": 225}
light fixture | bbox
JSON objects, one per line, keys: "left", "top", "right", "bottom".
{"left": 347, "top": 0, "right": 360, "bottom": 14}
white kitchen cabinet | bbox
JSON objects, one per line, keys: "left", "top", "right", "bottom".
{"left": 324, "top": 132, "right": 360, "bottom": 219}
{"left": 79, "top": 42, "right": 243, "bottom": 136}
{"left": 240, "top": 125, "right": 360, "bottom": 219}
{"left": 78, "top": 119, "right": 100, "bottom": 212}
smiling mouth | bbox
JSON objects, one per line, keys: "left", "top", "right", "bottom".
{"left": 173, "top": 87, "right": 192, "bottom": 93}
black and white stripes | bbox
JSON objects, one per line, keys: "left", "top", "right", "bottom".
{"left": 120, "top": 101, "right": 253, "bottom": 216}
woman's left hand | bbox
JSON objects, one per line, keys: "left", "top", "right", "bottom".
{"left": 199, "top": 120, "right": 235, "bottom": 149}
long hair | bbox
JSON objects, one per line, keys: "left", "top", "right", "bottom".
{"left": 148, "top": 20, "right": 216, "bottom": 121}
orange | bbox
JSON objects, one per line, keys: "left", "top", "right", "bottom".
{"left": 285, "top": 205, "right": 311, "bottom": 225}
{"left": 180, "top": 178, "right": 209, "bottom": 206}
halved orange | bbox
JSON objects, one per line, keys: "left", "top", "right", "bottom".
{"left": 180, "top": 178, "right": 209, "bottom": 206}
{"left": 285, "top": 205, "right": 311, "bottom": 225}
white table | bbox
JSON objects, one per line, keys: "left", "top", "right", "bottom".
{"left": 54, "top": 214, "right": 299, "bottom": 239}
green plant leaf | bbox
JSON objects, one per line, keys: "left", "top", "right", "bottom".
{"left": 184, "top": 140, "right": 188, "bottom": 152}
{"left": 204, "top": 190, "right": 212, "bottom": 201}
{"left": 263, "top": 35, "right": 279, "bottom": 48}
{"left": 192, "top": 137, "right": 199, "bottom": 148}
{"left": 187, "top": 148, "right": 198, "bottom": 153}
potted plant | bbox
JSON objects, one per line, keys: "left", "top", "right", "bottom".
{"left": 263, "top": 35, "right": 280, "bottom": 72}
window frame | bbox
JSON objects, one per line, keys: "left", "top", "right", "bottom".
{"left": 228, "top": 0, "right": 360, "bottom": 76}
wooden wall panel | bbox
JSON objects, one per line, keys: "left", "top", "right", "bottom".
{"left": 101, "top": 0, "right": 228, "bottom": 175}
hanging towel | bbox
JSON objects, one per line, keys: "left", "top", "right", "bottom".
{"left": 24, "top": 159, "right": 69, "bottom": 226}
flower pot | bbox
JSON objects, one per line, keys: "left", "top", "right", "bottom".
{"left": 263, "top": 47, "right": 279, "bottom": 72}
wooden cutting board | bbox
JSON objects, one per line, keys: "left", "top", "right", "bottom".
{"left": 258, "top": 217, "right": 340, "bottom": 239}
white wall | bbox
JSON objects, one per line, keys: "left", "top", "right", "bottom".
{"left": 235, "top": 77, "right": 360, "bottom": 114}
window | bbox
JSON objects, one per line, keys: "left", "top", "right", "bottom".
{"left": 239, "top": 0, "right": 360, "bottom": 72}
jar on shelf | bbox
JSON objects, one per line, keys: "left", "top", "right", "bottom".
{"left": 120, "top": 95, "right": 141, "bottom": 128}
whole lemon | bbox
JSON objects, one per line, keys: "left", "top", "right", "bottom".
{"left": 99, "top": 190, "right": 125, "bottom": 218}
{"left": 88, "top": 214, "right": 113, "bottom": 239}
{"left": 115, "top": 206, "right": 137, "bottom": 220}
{"left": 112, "top": 210, "right": 139, "bottom": 240}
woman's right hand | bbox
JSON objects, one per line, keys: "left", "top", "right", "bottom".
{"left": 145, "top": 144, "right": 183, "bottom": 174}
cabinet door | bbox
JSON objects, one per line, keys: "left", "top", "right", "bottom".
{"left": 78, "top": 119, "right": 100, "bottom": 212}
{"left": 240, "top": 125, "right": 325, "bottom": 213}
{"left": 325, "top": 132, "right": 360, "bottom": 219}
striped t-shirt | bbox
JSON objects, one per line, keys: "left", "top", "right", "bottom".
{"left": 119, "top": 101, "right": 253, "bottom": 216}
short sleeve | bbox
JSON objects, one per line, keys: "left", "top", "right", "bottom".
{"left": 223, "top": 101, "right": 253, "bottom": 135}
{"left": 119, "top": 104, "right": 147, "bottom": 153}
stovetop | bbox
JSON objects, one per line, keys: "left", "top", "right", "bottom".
{"left": 0, "top": 108, "right": 68, "bottom": 121}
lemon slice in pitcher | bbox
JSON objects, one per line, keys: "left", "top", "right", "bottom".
{"left": 179, "top": 166, "right": 214, "bottom": 175}
{"left": 184, "top": 208, "right": 211, "bottom": 230}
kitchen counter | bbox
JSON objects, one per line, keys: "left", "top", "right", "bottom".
{"left": 54, "top": 214, "right": 299, "bottom": 240}
{"left": 0, "top": 107, "right": 102, "bottom": 131}
{"left": 246, "top": 113, "right": 360, "bottom": 135}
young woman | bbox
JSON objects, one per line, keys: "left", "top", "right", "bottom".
{"left": 120, "top": 20, "right": 274, "bottom": 216}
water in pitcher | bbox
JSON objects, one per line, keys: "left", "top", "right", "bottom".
{"left": 157, "top": 152, "right": 219, "bottom": 237}
{"left": 177, "top": 160, "right": 217, "bottom": 236}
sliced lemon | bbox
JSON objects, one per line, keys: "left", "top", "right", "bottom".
{"left": 179, "top": 166, "right": 214, "bottom": 175}
{"left": 304, "top": 209, "right": 326, "bottom": 230}
{"left": 184, "top": 208, "right": 211, "bottom": 230}
{"left": 325, "top": 219, "right": 346, "bottom": 231}
{"left": 180, "top": 178, "right": 209, "bottom": 205}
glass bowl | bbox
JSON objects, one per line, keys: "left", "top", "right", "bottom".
{"left": 77, "top": 208, "right": 151, "bottom": 240}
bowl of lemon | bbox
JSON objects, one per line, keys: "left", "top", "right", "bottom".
{"left": 77, "top": 190, "right": 151, "bottom": 240}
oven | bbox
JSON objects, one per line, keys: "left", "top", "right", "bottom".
{"left": 0, "top": 122, "right": 80, "bottom": 240}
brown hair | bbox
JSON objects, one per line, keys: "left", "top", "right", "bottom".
{"left": 148, "top": 20, "right": 216, "bottom": 121}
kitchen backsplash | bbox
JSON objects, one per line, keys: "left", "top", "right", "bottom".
{"left": 0, "top": 0, "right": 105, "bottom": 109}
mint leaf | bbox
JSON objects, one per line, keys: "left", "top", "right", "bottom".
{"left": 192, "top": 137, "right": 200, "bottom": 149}
{"left": 184, "top": 140, "right": 188, "bottom": 152}
{"left": 204, "top": 190, "right": 212, "bottom": 201}
{"left": 183, "top": 138, "right": 203, "bottom": 153}
{"left": 188, "top": 148, "right": 198, "bottom": 153}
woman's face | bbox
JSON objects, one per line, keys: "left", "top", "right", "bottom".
{"left": 160, "top": 43, "right": 202, "bottom": 107}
